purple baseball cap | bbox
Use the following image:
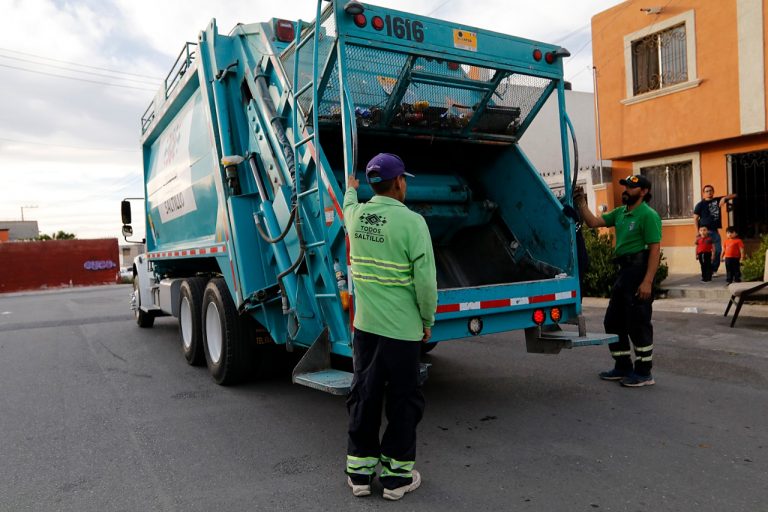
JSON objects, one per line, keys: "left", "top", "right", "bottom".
{"left": 365, "top": 153, "right": 415, "bottom": 183}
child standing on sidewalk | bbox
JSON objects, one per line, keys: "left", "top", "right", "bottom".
{"left": 695, "top": 226, "right": 715, "bottom": 282}
{"left": 722, "top": 226, "right": 746, "bottom": 284}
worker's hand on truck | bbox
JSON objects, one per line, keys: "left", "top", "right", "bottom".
{"left": 422, "top": 327, "right": 432, "bottom": 343}
{"left": 572, "top": 186, "right": 587, "bottom": 208}
{"left": 347, "top": 174, "right": 360, "bottom": 190}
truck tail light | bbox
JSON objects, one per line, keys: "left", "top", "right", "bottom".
{"left": 372, "top": 16, "right": 384, "bottom": 30}
{"left": 532, "top": 309, "right": 545, "bottom": 325}
{"left": 354, "top": 14, "right": 367, "bottom": 27}
{"left": 533, "top": 49, "right": 542, "bottom": 61}
{"left": 545, "top": 52, "right": 556, "bottom": 64}
{"left": 275, "top": 20, "right": 295, "bottom": 43}
{"left": 550, "top": 307, "right": 562, "bottom": 323}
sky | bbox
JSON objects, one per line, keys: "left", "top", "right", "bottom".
{"left": 0, "top": 0, "right": 621, "bottom": 241}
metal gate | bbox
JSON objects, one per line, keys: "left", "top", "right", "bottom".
{"left": 729, "top": 150, "right": 768, "bottom": 239}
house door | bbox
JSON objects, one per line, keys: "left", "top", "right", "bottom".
{"left": 729, "top": 150, "right": 768, "bottom": 239}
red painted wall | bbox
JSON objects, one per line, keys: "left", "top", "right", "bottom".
{"left": 0, "top": 239, "right": 119, "bottom": 293}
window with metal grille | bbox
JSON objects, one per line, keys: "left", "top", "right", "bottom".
{"left": 640, "top": 161, "right": 693, "bottom": 220}
{"left": 631, "top": 23, "right": 688, "bottom": 95}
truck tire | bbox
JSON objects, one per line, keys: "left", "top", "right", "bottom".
{"left": 178, "top": 277, "right": 207, "bottom": 366}
{"left": 133, "top": 279, "right": 155, "bottom": 328}
{"left": 202, "top": 278, "right": 247, "bottom": 385}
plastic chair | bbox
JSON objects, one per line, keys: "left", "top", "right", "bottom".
{"left": 723, "top": 249, "right": 768, "bottom": 327}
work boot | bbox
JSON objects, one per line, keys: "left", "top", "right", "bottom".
{"left": 382, "top": 470, "right": 421, "bottom": 501}
{"left": 347, "top": 477, "right": 371, "bottom": 497}
{"left": 599, "top": 368, "right": 631, "bottom": 381}
{"left": 620, "top": 373, "right": 655, "bottom": 387}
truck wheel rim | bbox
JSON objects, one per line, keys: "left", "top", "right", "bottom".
{"left": 180, "top": 296, "right": 193, "bottom": 350}
{"left": 205, "top": 302, "right": 223, "bottom": 364}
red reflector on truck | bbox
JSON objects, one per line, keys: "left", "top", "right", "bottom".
{"left": 354, "top": 14, "right": 367, "bottom": 27}
{"left": 532, "top": 309, "right": 546, "bottom": 325}
{"left": 275, "top": 20, "right": 295, "bottom": 43}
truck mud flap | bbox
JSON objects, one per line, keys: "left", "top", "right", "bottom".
{"left": 525, "top": 317, "right": 617, "bottom": 354}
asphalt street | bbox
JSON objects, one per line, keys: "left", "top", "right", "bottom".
{"left": 0, "top": 285, "right": 766, "bottom": 512}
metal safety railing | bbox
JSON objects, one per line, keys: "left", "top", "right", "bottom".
{"left": 141, "top": 42, "right": 198, "bottom": 134}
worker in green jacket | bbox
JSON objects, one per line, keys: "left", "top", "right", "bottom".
{"left": 343, "top": 153, "right": 437, "bottom": 501}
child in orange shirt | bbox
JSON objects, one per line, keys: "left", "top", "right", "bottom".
{"left": 722, "top": 226, "right": 746, "bottom": 284}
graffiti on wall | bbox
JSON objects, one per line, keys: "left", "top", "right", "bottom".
{"left": 83, "top": 260, "right": 117, "bottom": 271}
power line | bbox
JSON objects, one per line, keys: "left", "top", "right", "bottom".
{"left": 0, "top": 136, "right": 136, "bottom": 153}
{"left": 554, "top": 24, "right": 590, "bottom": 45}
{"left": 427, "top": 0, "right": 454, "bottom": 16}
{"left": 566, "top": 0, "right": 678, "bottom": 83}
{"left": 0, "top": 54, "right": 160, "bottom": 85}
{"left": 0, "top": 62, "right": 157, "bottom": 91}
{"left": 0, "top": 46, "right": 160, "bottom": 80}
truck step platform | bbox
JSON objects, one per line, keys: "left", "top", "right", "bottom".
{"left": 294, "top": 369, "right": 352, "bottom": 395}
{"left": 538, "top": 329, "right": 617, "bottom": 348}
{"left": 525, "top": 321, "right": 618, "bottom": 354}
{"left": 294, "top": 363, "right": 432, "bottom": 395}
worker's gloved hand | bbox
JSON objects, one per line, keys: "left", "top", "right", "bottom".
{"left": 422, "top": 327, "right": 432, "bottom": 343}
{"left": 347, "top": 174, "right": 360, "bottom": 190}
{"left": 572, "top": 186, "right": 587, "bottom": 208}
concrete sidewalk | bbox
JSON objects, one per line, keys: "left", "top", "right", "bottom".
{"left": 660, "top": 273, "right": 737, "bottom": 300}
{"left": 584, "top": 272, "right": 768, "bottom": 324}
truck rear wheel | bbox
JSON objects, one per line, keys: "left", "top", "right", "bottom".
{"left": 202, "top": 278, "right": 247, "bottom": 385}
{"left": 179, "top": 277, "right": 207, "bottom": 366}
{"left": 133, "top": 279, "right": 155, "bottom": 328}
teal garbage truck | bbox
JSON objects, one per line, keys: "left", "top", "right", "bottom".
{"left": 120, "top": 0, "right": 616, "bottom": 394}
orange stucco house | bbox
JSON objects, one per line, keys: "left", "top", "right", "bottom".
{"left": 592, "top": 0, "right": 768, "bottom": 273}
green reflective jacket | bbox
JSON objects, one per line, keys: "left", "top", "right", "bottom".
{"left": 343, "top": 188, "right": 437, "bottom": 341}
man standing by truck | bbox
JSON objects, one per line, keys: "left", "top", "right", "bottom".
{"left": 574, "top": 175, "right": 662, "bottom": 387}
{"left": 342, "top": 153, "right": 437, "bottom": 500}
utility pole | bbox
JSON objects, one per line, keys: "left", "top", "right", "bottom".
{"left": 21, "top": 205, "right": 38, "bottom": 221}
{"left": 592, "top": 66, "right": 604, "bottom": 180}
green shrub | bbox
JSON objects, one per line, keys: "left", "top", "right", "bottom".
{"left": 741, "top": 233, "right": 768, "bottom": 282}
{"left": 581, "top": 228, "right": 668, "bottom": 298}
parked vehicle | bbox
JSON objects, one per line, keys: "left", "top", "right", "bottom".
{"left": 116, "top": 266, "right": 133, "bottom": 283}
{"left": 120, "top": 1, "right": 616, "bottom": 393}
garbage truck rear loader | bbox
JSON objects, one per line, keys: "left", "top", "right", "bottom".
{"left": 121, "top": 0, "right": 616, "bottom": 393}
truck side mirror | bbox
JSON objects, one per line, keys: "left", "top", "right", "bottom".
{"left": 122, "top": 225, "right": 134, "bottom": 237}
{"left": 121, "top": 200, "right": 132, "bottom": 225}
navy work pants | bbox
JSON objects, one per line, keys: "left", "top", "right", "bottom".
{"left": 603, "top": 261, "right": 654, "bottom": 376}
{"left": 346, "top": 329, "right": 424, "bottom": 489}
